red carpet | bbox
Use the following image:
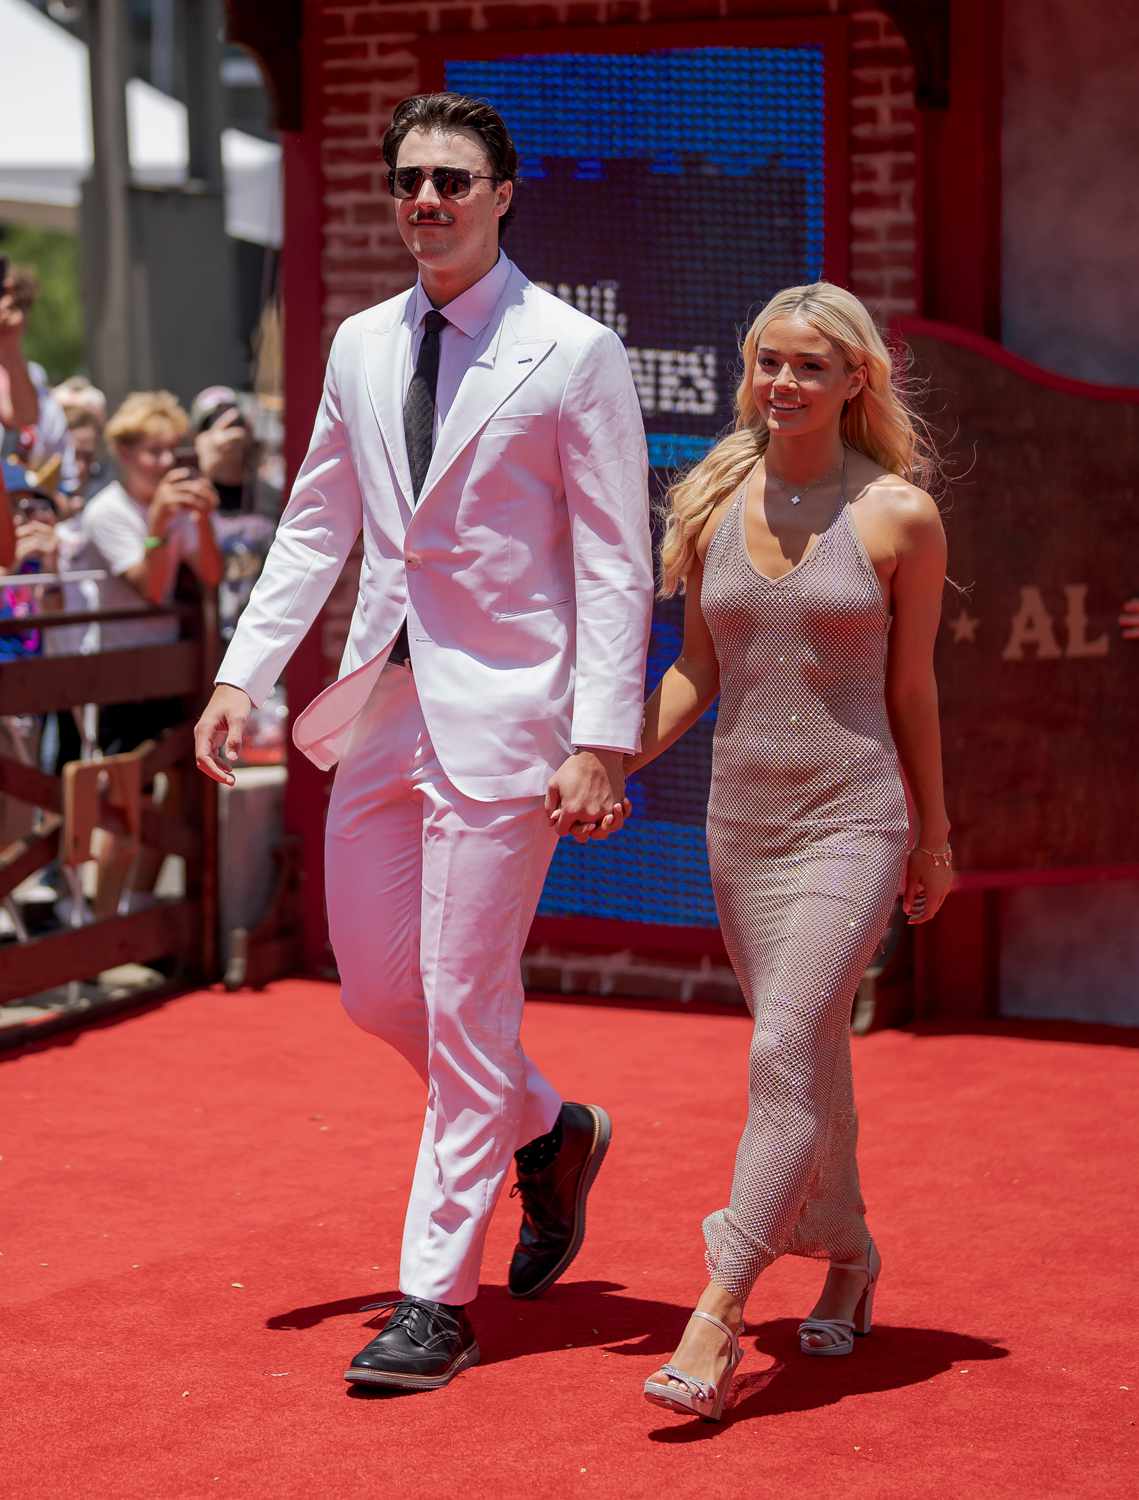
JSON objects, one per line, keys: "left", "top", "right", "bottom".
{"left": 4, "top": 982, "right": 1136, "bottom": 1498}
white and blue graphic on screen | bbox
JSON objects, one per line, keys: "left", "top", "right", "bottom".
{"left": 446, "top": 48, "right": 827, "bottom": 927}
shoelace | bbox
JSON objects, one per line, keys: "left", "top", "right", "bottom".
{"left": 359, "top": 1295, "right": 456, "bottom": 1347}
{"left": 509, "top": 1177, "right": 558, "bottom": 1232}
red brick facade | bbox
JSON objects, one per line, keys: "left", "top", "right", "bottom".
{"left": 316, "top": 2, "right": 918, "bottom": 348}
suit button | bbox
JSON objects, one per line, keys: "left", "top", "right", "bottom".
{"left": 405, "top": 552, "right": 421, "bottom": 570}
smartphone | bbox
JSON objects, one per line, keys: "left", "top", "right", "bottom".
{"left": 173, "top": 442, "right": 200, "bottom": 476}
{"left": 199, "top": 402, "right": 245, "bottom": 433}
{"left": 0, "top": 255, "right": 9, "bottom": 291}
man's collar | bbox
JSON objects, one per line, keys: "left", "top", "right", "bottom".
{"left": 411, "top": 253, "right": 512, "bottom": 339}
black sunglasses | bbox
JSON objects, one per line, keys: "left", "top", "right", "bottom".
{"left": 387, "top": 165, "right": 501, "bottom": 201}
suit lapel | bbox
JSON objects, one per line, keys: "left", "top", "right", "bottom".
{"left": 362, "top": 291, "right": 416, "bottom": 508}
{"left": 415, "top": 295, "right": 556, "bottom": 508}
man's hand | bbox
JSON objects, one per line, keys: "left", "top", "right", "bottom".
{"left": 545, "top": 749, "right": 631, "bottom": 843}
{"left": 148, "top": 468, "right": 219, "bottom": 537}
{"left": 1120, "top": 598, "right": 1139, "bottom": 640}
{"left": 195, "top": 684, "right": 253, "bottom": 785}
{"left": 195, "top": 407, "right": 248, "bottom": 487}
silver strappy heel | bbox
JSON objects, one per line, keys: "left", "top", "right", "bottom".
{"left": 643, "top": 1309, "right": 743, "bottom": 1422}
{"left": 798, "top": 1237, "right": 881, "bottom": 1357}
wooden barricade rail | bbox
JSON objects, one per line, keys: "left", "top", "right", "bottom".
{"left": 0, "top": 587, "right": 219, "bottom": 1007}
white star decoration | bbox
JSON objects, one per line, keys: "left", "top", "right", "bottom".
{"left": 950, "top": 611, "right": 979, "bottom": 644}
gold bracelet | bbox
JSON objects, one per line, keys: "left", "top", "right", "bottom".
{"left": 915, "top": 844, "right": 953, "bottom": 868}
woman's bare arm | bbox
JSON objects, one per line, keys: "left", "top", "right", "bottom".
{"left": 884, "top": 486, "right": 952, "bottom": 921}
{"left": 626, "top": 552, "right": 720, "bottom": 775}
{"left": 191, "top": 504, "right": 224, "bottom": 589}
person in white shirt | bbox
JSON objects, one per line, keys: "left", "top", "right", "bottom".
{"left": 76, "top": 390, "right": 222, "bottom": 915}
{"left": 194, "top": 92, "right": 654, "bottom": 1391}
{"left": 76, "top": 391, "right": 222, "bottom": 650}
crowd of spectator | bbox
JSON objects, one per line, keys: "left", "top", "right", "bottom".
{"left": 0, "top": 257, "right": 284, "bottom": 938}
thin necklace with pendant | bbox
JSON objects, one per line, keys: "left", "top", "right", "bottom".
{"left": 764, "top": 449, "right": 846, "bottom": 506}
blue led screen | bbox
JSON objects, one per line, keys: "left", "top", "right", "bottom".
{"left": 444, "top": 47, "right": 829, "bottom": 932}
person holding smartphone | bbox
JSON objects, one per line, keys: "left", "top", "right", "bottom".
{"left": 70, "top": 390, "right": 223, "bottom": 915}
{"left": 0, "top": 262, "right": 78, "bottom": 496}
{"left": 187, "top": 386, "right": 277, "bottom": 639}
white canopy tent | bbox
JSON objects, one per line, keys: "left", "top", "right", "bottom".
{"left": 0, "top": 0, "right": 282, "bottom": 247}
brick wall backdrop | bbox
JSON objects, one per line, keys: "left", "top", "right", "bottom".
{"left": 318, "top": 1, "right": 918, "bottom": 349}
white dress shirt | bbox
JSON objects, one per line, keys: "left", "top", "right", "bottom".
{"left": 406, "top": 252, "right": 512, "bottom": 440}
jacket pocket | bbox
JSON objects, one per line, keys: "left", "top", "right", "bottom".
{"left": 483, "top": 413, "right": 543, "bottom": 438}
{"left": 495, "top": 596, "right": 573, "bottom": 620}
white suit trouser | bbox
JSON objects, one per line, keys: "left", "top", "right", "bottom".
{"left": 324, "top": 664, "right": 562, "bottom": 1305}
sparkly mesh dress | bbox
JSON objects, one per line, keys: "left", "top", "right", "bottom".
{"left": 699, "top": 477, "right": 909, "bottom": 1302}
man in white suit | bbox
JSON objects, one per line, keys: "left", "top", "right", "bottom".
{"left": 195, "top": 93, "right": 653, "bottom": 1390}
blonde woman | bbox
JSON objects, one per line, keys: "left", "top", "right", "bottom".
{"left": 635, "top": 283, "right": 953, "bottom": 1421}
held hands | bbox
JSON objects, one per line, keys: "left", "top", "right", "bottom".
{"left": 902, "top": 844, "right": 954, "bottom": 926}
{"left": 194, "top": 684, "right": 253, "bottom": 786}
{"left": 148, "top": 468, "right": 219, "bottom": 538}
{"left": 546, "top": 749, "right": 632, "bottom": 844}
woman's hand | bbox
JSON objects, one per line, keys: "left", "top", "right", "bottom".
{"left": 572, "top": 797, "right": 634, "bottom": 843}
{"left": 147, "top": 468, "right": 218, "bottom": 537}
{"left": 902, "top": 846, "right": 954, "bottom": 925}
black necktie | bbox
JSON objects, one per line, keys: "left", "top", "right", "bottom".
{"left": 391, "top": 309, "right": 447, "bottom": 664}
{"left": 403, "top": 309, "right": 448, "bottom": 503}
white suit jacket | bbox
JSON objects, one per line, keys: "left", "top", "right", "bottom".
{"left": 215, "top": 258, "right": 654, "bottom": 801}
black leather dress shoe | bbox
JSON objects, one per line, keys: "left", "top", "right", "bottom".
{"left": 507, "top": 1101, "right": 611, "bottom": 1299}
{"left": 344, "top": 1297, "right": 480, "bottom": 1389}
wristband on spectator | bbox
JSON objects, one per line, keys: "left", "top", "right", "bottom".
{"left": 143, "top": 534, "right": 168, "bottom": 552}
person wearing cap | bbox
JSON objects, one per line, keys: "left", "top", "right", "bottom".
{"left": 189, "top": 386, "right": 275, "bottom": 638}
{"left": 0, "top": 455, "right": 63, "bottom": 857}
{"left": 0, "top": 454, "right": 63, "bottom": 652}
{"left": 191, "top": 386, "right": 251, "bottom": 513}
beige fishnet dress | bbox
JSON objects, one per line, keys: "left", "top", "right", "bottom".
{"left": 700, "top": 480, "right": 909, "bottom": 1302}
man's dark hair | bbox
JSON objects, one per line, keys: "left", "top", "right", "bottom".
{"left": 381, "top": 92, "right": 519, "bottom": 236}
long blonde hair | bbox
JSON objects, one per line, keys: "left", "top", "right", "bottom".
{"left": 658, "top": 282, "right": 936, "bottom": 596}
